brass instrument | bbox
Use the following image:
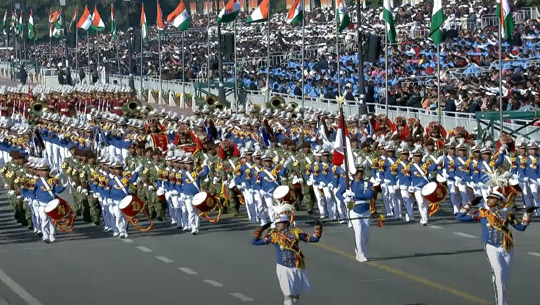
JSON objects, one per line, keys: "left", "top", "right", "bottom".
{"left": 126, "top": 99, "right": 142, "bottom": 113}
{"left": 214, "top": 102, "right": 225, "bottom": 110}
{"left": 289, "top": 102, "right": 298, "bottom": 109}
{"left": 205, "top": 94, "right": 218, "bottom": 106}
{"left": 269, "top": 96, "right": 285, "bottom": 109}
{"left": 30, "top": 100, "right": 49, "bottom": 114}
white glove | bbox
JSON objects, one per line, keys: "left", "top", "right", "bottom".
{"left": 536, "top": 178, "right": 540, "bottom": 185}
{"left": 71, "top": 182, "right": 76, "bottom": 187}
{"left": 454, "top": 176, "right": 462, "bottom": 184}
{"left": 393, "top": 185, "right": 400, "bottom": 191}
{"left": 328, "top": 184, "right": 334, "bottom": 191}
{"left": 135, "top": 165, "right": 143, "bottom": 172}
{"left": 204, "top": 178, "right": 210, "bottom": 183}
{"left": 292, "top": 177, "right": 303, "bottom": 185}
{"left": 319, "top": 182, "right": 326, "bottom": 188}
{"left": 76, "top": 186, "right": 82, "bottom": 192}
{"left": 7, "top": 190, "right": 15, "bottom": 196}
{"left": 499, "top": 144, "right": 507, "bottom": 153}
{"left": 82, "top": 189, "right": 88, "bottom": 195}
{"left": 148, "top": 185, "right": 154, "bottom": 191}
{"left": 93, "top": 193, "right": 100, "bottom": 199}
{"left": 408, "top": 186, "right": 415, "bottom": 193}
{"left": 213, "top": 177, "right": 220, "bottom": 184}
{"left": 344, "top": 189, "right": 354, "bottom": 198}
{"left": 228, "top": 179, "right": 236, "bottom": 189}
{"left": 203, "top": 159, "right": 208, "bottom": 166}
{"left": 171, "top": 190, "right": 179, "bottom": 197}
{"left": 241, "top": 182, "right": 247, "bottom": 189}
{"left": 283, "top": 157, "right": 292, "bottom": 168}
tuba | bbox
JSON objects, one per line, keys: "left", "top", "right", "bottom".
{"left": 30, "top": 100, "right": 49, "bottom": 115}
{"left": 269, "top": 96, "right": 285, "bottom": 109}
{"left": 125, "top": 99, "right": 142, "bottom": 113}
{"left": 205, "top": 94, "right": 218, "bottom": 107}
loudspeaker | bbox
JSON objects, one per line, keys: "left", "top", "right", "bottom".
{"left": 132, "top": 33, "right": 141, "bottom": 52}
{"left": 223, "top": 33, "right": 234, "bottom": 57}
{"left": 366, "top": 34, "right": 381, "bottom": 63}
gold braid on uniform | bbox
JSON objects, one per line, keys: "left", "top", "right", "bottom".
{"left": 478, "top": 208, "right": 514, "bottom": 252}
{"left": 268, "top": 228, "right": 306, "bottom": 269}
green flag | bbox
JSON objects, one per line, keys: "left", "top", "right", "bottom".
{"left": 429, "top": 0, "right": 444, "bottom": 44}
{"left": 28, "top": 10, "right": 35, "bottom": 40}
{"left": 382, "top": 0, "right": 396, "bottom": 43}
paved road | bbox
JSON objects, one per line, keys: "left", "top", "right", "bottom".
{"left": 0, "top": 189, "right": 539, "bottom": 305}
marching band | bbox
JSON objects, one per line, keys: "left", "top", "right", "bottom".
{"left": 0, "top": 84, "right": 537, "bottom": 305}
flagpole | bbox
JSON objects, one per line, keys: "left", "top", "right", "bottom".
{"left": 336, "top": 12, "right": 341, "bottom": 100}
{"left": 158, "top": 30, "right": 162, "bottom": 105}
{"left": 437, "top": 43, "right": 441, "bottom": 124}
{"left": 340, "top": 105, "right": 350, "bottom": 189}
{"left": 206, "top": 5, "right": 211, "bottom": 97}
{"left": 182, "top": 31, "right": 185, "bottom": 107}
{"left": 384, "top": 26, "right": 388, "bottom": 117}
{"left": 75, "top": 27, "right": 78, "bottom": 73}
{"left": 116, "top": 36, "right": 121, "bottom": 85}
{"left": 498, "top": 15, "right": 503, "bottom": 129}
{"left": 140, "top": 26, "right": 143, "bottom": 101}
{"left": 301, "top": 8, "right": 305, "bottom": 119}
{"left": 266, "top": 2, "right": 270, "bottom": 103}
{"left": 234, "top": 20, "right": 237, "bottom": 112}
{"left": 86, "top": 31, "right": 90, "bottom": 85}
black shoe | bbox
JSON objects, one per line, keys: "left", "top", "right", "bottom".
{"left": 37, "top": 232, "right": 43, "bottom": 238}
{"left": 157, "top": 216, "right": 164, "bottom": 222}
{"left": 27, "top": 225, "right": 34, "bottom": 231}
{"left": 307, "top": 209, "right": 314, "bottom": 215}
{"left": 93, "top": 220, "right": 101, "bottom": 226}
{"left": 222, "top": 206, "right": 228, "bottom": 214}
{"left": 76, "top": 210, "right": 82, "bottom": 216}
{"left": 21, "top": 220, "right": 28, "bottom": 227}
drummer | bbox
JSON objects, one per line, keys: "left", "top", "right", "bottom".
{"left": 181, "top": 154, "right": 209, "bottom": 235}
{"left": 108, "top": 160, "right": 142, "bottom": 238}
{"left": 410, "top": 148, "right": 437, "bottom": 226}
{"left": 33, "top": 162, "right": 66, "bottom": 243}
{"left": 257, "top": 152, "right": 292, "bottom": 225}
{"left": 338, "top": 164, "right": 373, "bottom": 262}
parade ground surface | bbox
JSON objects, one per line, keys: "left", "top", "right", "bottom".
{"left": 0, "top": 187, "right": 539, "bottom": 305}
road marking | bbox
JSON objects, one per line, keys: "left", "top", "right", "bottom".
{"left": 122, "top": 239, "right": 134, "bottom": 243}
{"left": 314, "top": 243, "right": 492, "bottom": 305}
{"left": 360, "top": 278, "right": 385, "bottom": 282}
{"left": 230, "top": 293, "right": 254, "bottom": 302}
{"left": 528, "top": 252, "right": 540, "bottom": 258}
{"left": 0, "top": 268, "right": 43, "bottom": 305}
{"left": 429, "top": 225, "right": 443, "bottom": 229}
{"left": 453, "top": 232, "right": 477, "bottom": 239}
{"left": 136, "top": 246, "right": 153, "bottom": 253}
{"left": 155, "top": 256, "right": 174, "bottom": 263}
{"left": 178, "top": 267, "right": 197, "bottom": 275}
{"left": 203, "top": 279, "right": 224, "bottom": 287}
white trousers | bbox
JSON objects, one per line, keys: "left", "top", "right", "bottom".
{"left": 242, "top": 188, "right": 256, "bottom": 223}
{"left": 31, "top": 200, "right": 41, "bottom": 232}
{"left": 252, "top": 190, "right": 268, "bottom": 225}
{"left": 98, "top": 197, "right": 113, "bottom": 229}
{"left": 414, "top": 189, "right": 428, "bottom": 225}
{"left": 447, "top": 180, "right": 461, "bottom": 214}
{"left": 171, "top": 194, "right": 188, "bottom": 228}
{"left": 333, "top": 188, "right": 348, "bottom": 221}
{"left": 399, "top": 187, "right": 414, "bottom": 219}
{"left": 322, "top": 186, "right": 336, "bottom": 220}
{"left": 485, "top": 243, "right": 513, "bottom": 305}
{"left": 313, "top": 187, "right": 326, "bottom": 218}
{"left": 110, "top": 200, "right": 127, "bottom": 234}
{"left": 184, "top": 195, "right": 200, "bottom": 232}
{"left": 381, "top": 182, "right": 396, "bottom": 216}
{"left": 38, "top": 204, "right": 55, "bottom": 241}
{"left": 456, "top": 180, "right": 470, "bottom": 207}
{"left": 262, "top": 192, "right": 276, "bottom": 223}
{"left": 519, "top": 180, "right": 533, "bottom": 208}
{"left": 349, "top": 209, "right": 370, "bottom": 259}
{"left": 165, "top": 191, "right": 176, "bottom": 223}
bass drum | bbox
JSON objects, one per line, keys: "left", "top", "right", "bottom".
{"left": 273, "top": 185, "right": 293, "bottom": 204}
{"left": 421, "top": 182, "right": 448, "bottom": 204}
{"left": 193, "top": 192, "right": 218, "bottom": 213}
{"left": 45, "top": 198, "right": 71, "bottom": 220}
{"left": 119, "top": 195, "right": 146, "bottom": 218}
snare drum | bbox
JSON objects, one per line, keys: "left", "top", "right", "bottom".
{"left": 421, "top": 182, "right": 448, "bottom": 204}
{"left": 273, "top": 185, "right": 293, "bottom": 204}
{"left": 45, "top": 197, "right": 71, "bottom": 220}
{"left": 119, "top": 195, "right": 145, "bottom": 218}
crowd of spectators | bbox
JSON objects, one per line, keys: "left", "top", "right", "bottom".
{"left": 3, "top": 0, "right": 540, "bottom": 113}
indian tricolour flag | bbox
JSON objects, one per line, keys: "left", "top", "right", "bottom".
{"left": 332, "top": 108, "right": 356, "bottom": 175}
{"left": 28, "top": 10, "right": 35, "bottom": 40}
{"left": 2, "top": 10, "right": 7, "bottom": 35}
{"left": 167, "top": 0, "right": 191, "bottom": 30}
{"left": 111, "top": 5, "right": 117, "bottom": 38}
{"left": 336, "top": 0, "right": 350, "bottom": 32}
{"left": 157, "top": 0, "right": 165, "bottom": 32}
{"left": 217, "top": 0, "right": 240, "bottom": 23}
{"left": 91, "top": 6, "right": 105, "bottom": 32}
{"left": 141, "top": 4, "right": 148, "bottom": 43}
{"left": 496, "top": 0, "right": 514, "bottom": 41}
{"left": 382, "top": 0, "right": 396, "bottom": 43}
{"left": 77, "top": 5, "right": 92, "bottom": 31}
{"left": 429, "top": 0, "right": 444, "bottom": 44}
{"left": 287, "top": 0, "right": 303, "bottom": 24}
{"left": 246, "top": 0, "right": 269, "bottom": 24}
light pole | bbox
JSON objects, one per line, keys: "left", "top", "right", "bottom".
{"left": 356, "top": 0, "right": 367, "bottom": 115}
{"left": 124, "top": 0, "right": 136, "bottom": 94}
{"left": 60, "top": 0, "right": 70, "bottom": 84}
